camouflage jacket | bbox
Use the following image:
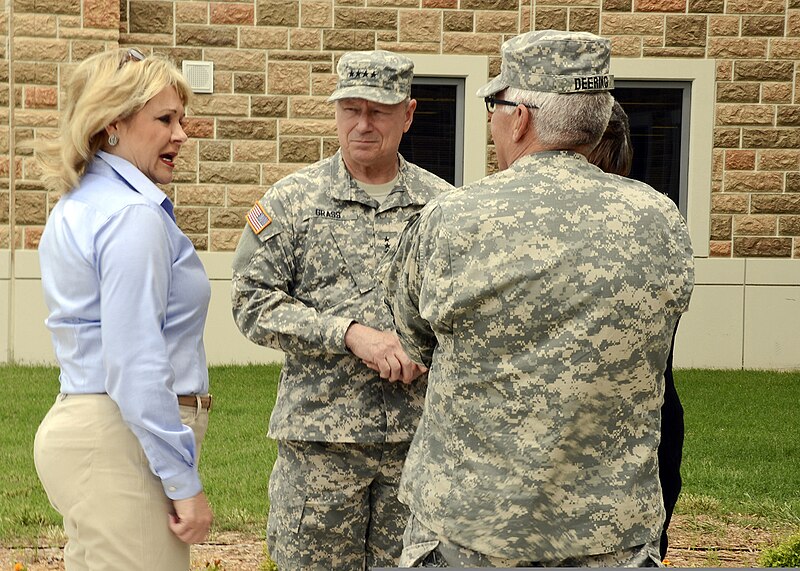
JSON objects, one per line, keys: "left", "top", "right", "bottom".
{"left": 383, "top": 151, "right": 695, "bottom": 560}
{"left": 232, "top": 150, "right": 452, "bottom": 443}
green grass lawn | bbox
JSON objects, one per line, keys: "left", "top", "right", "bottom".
{"left": 1, "top": 365, "right": 798, "bottom": 545}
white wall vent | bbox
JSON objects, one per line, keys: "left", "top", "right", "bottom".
{"left": 182, "top": 61, "right": 214, "bottom": 94}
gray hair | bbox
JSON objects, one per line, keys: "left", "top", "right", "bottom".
{"left": 500, "top": 87, "right": 614, "bottom": 149}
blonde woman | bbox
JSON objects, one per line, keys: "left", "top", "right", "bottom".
{"left": 33, "top": 48, "right": 213, "bottom": 570}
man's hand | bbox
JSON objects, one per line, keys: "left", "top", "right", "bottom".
{"left": 169, "top": 491, "right": 213, "bottom": 544}
{"left": 345, "top": 323, "right": 427, "bottom": 384}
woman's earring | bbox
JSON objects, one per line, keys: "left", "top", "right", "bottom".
{"left": 108, "top": 133, "right": 119, "bottom": 147}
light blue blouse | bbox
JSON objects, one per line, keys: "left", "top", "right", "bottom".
{"left": 39, "top": 151, "right": 211, "bottom": 500}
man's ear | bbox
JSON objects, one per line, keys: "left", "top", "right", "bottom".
{"left": 403, "top": 99, "right": 418, "bottom": 133}
{"left": 511, "top": 106, "right": 531, "bottom": 143}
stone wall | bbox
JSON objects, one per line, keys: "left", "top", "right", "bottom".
{"left": 2, "top": 0, "right": 799, "bottom": 256}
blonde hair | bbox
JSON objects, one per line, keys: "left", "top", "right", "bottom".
{"left": 36, "top": 49, "right": 192, "bottom": 193}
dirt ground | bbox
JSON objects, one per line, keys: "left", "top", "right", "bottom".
{"left": 0, "top": 514, "right": 791, "bottom": 570}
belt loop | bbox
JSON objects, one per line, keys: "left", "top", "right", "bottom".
{"left": 193, "top": 395, "right": 201, "bottom": 422}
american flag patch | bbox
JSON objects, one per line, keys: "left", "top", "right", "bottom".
{"left": 246, "top": 202, "right": 272, "bottom": 234}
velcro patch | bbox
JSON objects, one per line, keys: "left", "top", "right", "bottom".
{"left": 246, "top": 202, "right": 272, "bottom": 234}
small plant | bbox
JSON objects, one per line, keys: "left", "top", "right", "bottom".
{"left": 204, "top": 559, "right": 224, "bottom": 571}
{"left": 759, "top": 532, "right": 800, "bottom": 568}
{"left": 261, "top": 544, "right": 279, "bottom": 571}
{"left": 14, "top": 562, "right": 28, "bottom": 571}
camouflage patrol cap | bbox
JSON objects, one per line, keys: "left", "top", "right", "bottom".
{"left": 476, "top": 30, "right": 614, "bottom": 97}
{"left": 327, "top": 50, "right": 414, "bottom": 105}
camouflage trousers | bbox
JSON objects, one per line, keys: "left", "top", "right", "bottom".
{"left": 399, "top": 515, "right": 663, "bottom": 568}
{"left": 267, "top": 440, "right": 411, "bottom": 571}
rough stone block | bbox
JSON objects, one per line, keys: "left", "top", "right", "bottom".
{"left": 770, "top": 39, "right": 800, "bottom": 60}
{"left": 335, "top": 7, "right": 397, "bottom": 29}
{"left": 252, "top": 96, "right": 289, "bottom": 117}
{"left": 601, "top": 14, "right": 663, "bottom": 35}
{"left": 211, "top": 208, "right": 249, "bottom": 229}
{"left": 423, "top": 0, "right": 457, "bottom": 8}
{"left": 200, "top": 141, "right": 231, "bottom": 162}
{"left": 177, "top": 185, "right": 226, "bottom": 206}
{"left": 724, "top": 150, "right": 755, "bottom": 170}
{"left": 776, "top": 105, "right": 800, "bottom": 126}
{"left": 235, "top": 73, "right": 266, "bottom": 94}
{"left": 716, "top": 60, "right": 732, "bottom": 81}
{"left": 717, "top": 82, "right": 759, "bottom": 103}
{"left": 689, "top": 0, "right": 723, "bottom": 12}
{"left": 708, "top": 38, "right": 767, "bottom": 58}
{"left": 711, "top": 193, "right": 749, "bottom": 214}
{"left": 788, "top": 173, "right": 800, "bottom": 193}
{"left": 758, "top": 150, "right": 800, "bottom": 170}
{"left": 569, "top": 9, "right": 600, "bottom": 33}
{"left": 401, "top": 10, "right": 442, "bottom": 41}
{"left": 460, "top": 0, "right": 517, "bottom": 9}
{"left": 217, "top": 118, "right": 278, "bottom": 140}
{"left": 24, "top": 86, "right": 57, "bottom": 109}
{"left": 665, "top": 15, "right": 706, "bottom": 47}
{"left": 280, "top": 137, "right": 321, "bottom": 163}
{"left": 130, "top": 1, "right": 173, "bottom": 33}
{"left": 14, "top": 191, "right": 47, "bottom": 224}
{"left": 228, "top": 186, "right": 267, "bottom": 207}
{"left": 709, "top": 15, "right": 739, "bottom": 36}
{"left": 724, "top": 171, "right": 783, "bottom": 193}
{"left": 190, "top": 95, "right": 250, "bottom": 116}
{"left": 733, "top": 237, "right": 791, "bottom": 257}
{"left": 302, "top": 0, "right": 333, "bottom": 27}
{"left": 291, "top": 29, "right": 323, "bottom": 50}
{"left": 475, "top": 11, "right": 516, "bottom": 33}
{"left": 257, "top": 0, "right": 299, "bottom": 26}
{"left": 13, "top": 39, "right": 69, "bottom": 62}
{"left": 444, "top": 11, "right": 473, "bottom": 32}
{"left": 778, "top": 215, "right": 800, "bottom": 235}
{"left": 609, "top": 35, "right": 642, "bottom": 56}
{"left": 290, "top": 97, "right": 335, "bottom": 118}
{"left": 176, "top": 208, "right": 209, "bottom": 233}
{"left": 211, "top": 3, "right": 255, "bottom": 25}
{"left": 742, "top": 15, "right": 784, "bottom": 36}
{"left": 742, "top": 128, "right": 800, "bottom": 148}
{"left": 710, "top": 215, "right": 732, "bottom": 240}
{"left": 176, "top": 2, "right": 208, "bottom": 24}
{"left": 726, "top": 0, "right": 785, "bottom": 14}
{"left": 176, "top": 25, "right": 237, "bottom": 47}
{"left": 233, "top": 141, "right": 278, "bottom": 162}
{"left": 716, "top": 104, "right": 774, "bottom": 126}
{"left": 751, "top": 193, "right": 800, "bottom": 213}
{"left": 280, "top": 119, "right": 336, "bottom": 136}
{"left": 733, "top": 214, "right": 777, "bottom": 235}
{"left": 268, "top": 62, "right": 311, "bottom": 95}
{"left": 762, "top": 83, "right": 793, "bottom": 104}
{"left": 13, "top": 14, "right": 57, "bottom": 37}
{"left": 240, "top": 28, "right": 289, "bottom": 49}
{"left": 736, "top": 61, "right": 795, "bottom": 83}
{"left": 200, "top": 163, "right": 261, "bottom": 184}
{"left": 635, "top": 0, "right": 685, "bottom": 11}
{"left": 312, "top": 74, "right": 339, "bottom": 96}
{"left": 603, "top": 0, "right": 632, "bottom": 11}
{"left": 709, "top": 240, "right": 732, "bottom": 257}
{"left": 443, "top": 32, "right": 501, "bottom": 54}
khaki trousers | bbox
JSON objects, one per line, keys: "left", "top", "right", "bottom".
{"left": 33, "top": 394, "right": 209, "bottom": 571}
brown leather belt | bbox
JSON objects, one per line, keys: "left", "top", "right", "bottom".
{"left": 177, "top": 394, "right": 213, "bottom": 411}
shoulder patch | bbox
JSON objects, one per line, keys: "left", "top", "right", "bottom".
{"left": 246, "top": 202, "right": 273, "bottom": 234}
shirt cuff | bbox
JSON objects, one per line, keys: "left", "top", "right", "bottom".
{"left": 322, "top": 316, "right": 356, "bottom": 354}
{"left": 161, "top": 468, "right": 203, "bottom": 501}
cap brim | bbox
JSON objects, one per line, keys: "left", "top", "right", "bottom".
{"left": 327, "top": 86, "right": 407, "bottom": 105}
{"left": 475, "top": 74, "right": 508, "bottom": 98}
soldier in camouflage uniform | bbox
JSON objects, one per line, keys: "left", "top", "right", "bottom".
{"left": 383, "top": 30, "right": 695, "bottom": 567}
{"left": 230, "top": 50, "right": 453, "bottom": 570}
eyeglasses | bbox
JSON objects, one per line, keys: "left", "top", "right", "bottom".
{"left": 484, "top": 96, "right": 538, "bottom": 114}
{"left": 118, "top": 48, "right": 145, "bottom": 69}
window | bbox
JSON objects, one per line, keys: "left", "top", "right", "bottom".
{"left": 614, "top": 82, "right": 691, "bottom": 215}
{"left": 399, "top": 78, "right": 465, "bottom": 186}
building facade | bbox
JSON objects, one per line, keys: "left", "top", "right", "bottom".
{"left": 1, "top": 0, "right": 799, "bottom": 367}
